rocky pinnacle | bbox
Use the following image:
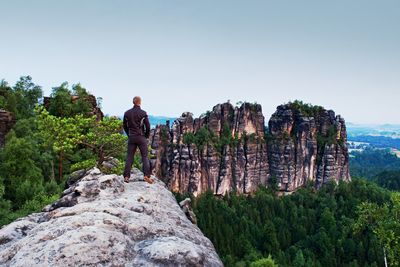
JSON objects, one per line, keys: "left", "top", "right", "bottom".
{"left": 149, "top": 102, "right": 350, "bottom": 196}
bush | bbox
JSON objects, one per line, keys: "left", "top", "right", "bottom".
{"left": 250, "top": 255, "right": 278, "bottom": 267}
{"left": 71, "top": 158, "right": 97, "bottom": 172}
{"left": 288, "top": 100, "right": 324, "bottom": 117}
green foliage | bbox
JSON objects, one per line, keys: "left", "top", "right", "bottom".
{"left": 48, "top": 82, "right": 93, "bottom": 118}
{"left": 182, "top": 126, "right": 214, "bottom": 150}
{"left": 183, "top": 123, "right": 258, "bottom": 157}
{"left": 71, "top": 159, "right": 97, "bottom": 172}
{"left": 0, "top": 131, "right": 44, "bottom": 208}
{"left": 160, "top": 127, "right": 170, "bottom": 144}
{"left": 76, "top": 115, "right": 127, "bottom": 163}
{"left": 100, "top": 160, "right": 126, "bottom": 176}
{"left": 36, "top": 107, "right": 127, "bottom": 180}
{"left": 0, "top": 76, "right": 128, "bottom": 227}
{"left": 292, "top": 250, "right": 305, "bottom": 267}
{"left": 374, "top": 170, "right": 400, "bottom": 191}
{"left": 0, "top": 182, "right": 12, "bottom": 226}
{"left": 0, "top": 76, "right": 43, "bottom": 119}
{"left": 36, "top": 106, "right": 80, "bottom": 154}
{"left": 36, "top": 106, "right": 81, "bottom": 180}
{"left": 214, "top": 122, "right": 233, "bottom": 153}
{"left": 317, "top": 125, "right": 338, "bottom": 148}
{"left": 48, "top": 82, "right": 73, "bottom": 117}
{"left": 288, "top": 100, "right": 324, "bottom": 117}
{"left": 193, "top": 179, "right": 391, "bottom": 266}
{"left": 0, "top": 129, "right": 63, "bottom": 226}
{"left": 1, "top": 193, "right": 60, "bottom": 226}
{"left": 250, "top": 255, "right": 278, "bottom": 267}
{"left": 354, "top": 192, "right": 400, "bottom": 267}
{"left": 244, "top": 102, "right": 259, "bottom": 113}
{"left": 350, "top": 148, "right": 400, "bottom": 179}
{"left": 183, "top": 132, "right": 195, "bottom": 145}
{"left": 71, "top": 83, "right": 92, "bottom": 115}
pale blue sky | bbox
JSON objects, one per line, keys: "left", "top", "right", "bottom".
{"left": 1, "top": 0, "right": 399, "bottom": 123}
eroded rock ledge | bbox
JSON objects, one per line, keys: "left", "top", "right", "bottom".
{"left": 0, "top": 168, "right": 222, "bottom": 267}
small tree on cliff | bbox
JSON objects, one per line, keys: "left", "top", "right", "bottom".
{"left": 250, "top": 255, "right": 278, "bottom": 267}
{"left": 36, "top": 106, "right": 127, "bottom": 180}
{"left": 76, "top": 116, "right": 127, "bottom": 164}
{"left": 36, "top": 106, "right": 80, "bottom": 181}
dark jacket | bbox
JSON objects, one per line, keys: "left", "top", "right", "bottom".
{"left": 123, "top": 105, "right": 150, "bottom": 138}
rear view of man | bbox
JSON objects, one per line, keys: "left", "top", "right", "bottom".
{"left": 123, "top": 96, "right": 153, "bottom": 184}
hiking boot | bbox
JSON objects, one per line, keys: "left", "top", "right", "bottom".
{"left": 124, "top": 177, "right": 130, "bottom": 183}
{"left": 144, "top": 176, "right": 154, "bottom": 184}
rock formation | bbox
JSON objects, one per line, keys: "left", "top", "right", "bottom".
{"left": 267, "top": 102, "right": 350, "bottom": 192}
{"left": 0, "top": 168, "right": 223, "bottom": 267}
{"left": 0, "top": 109, "right": 15, "bottom": 147}
{"left": 149, "top": 102, "right": 269, "bottom": 196}
{"left": 149, "top": 101, "right": 350, "bottom": 196}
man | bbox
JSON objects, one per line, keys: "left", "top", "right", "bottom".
{"left": 123, "top": 96, "right": 153, "bottom": 184}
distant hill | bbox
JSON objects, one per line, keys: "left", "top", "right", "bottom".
{"left": 148, "top": 115, "right": 176, "bottom": 127}
{"left": 347, "top": 123, "right": 400, "bottom": 138}
{"left": 117, "top": 115, "right": 176, "bottom": 128}
{"left": 347, "top": 123, "right": 400, "bottom": 150}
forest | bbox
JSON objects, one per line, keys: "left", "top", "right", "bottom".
{"left": 350, "top": 148, "right": 400, "bottom": 191}
{"left": 188, "top": 179, "right": 399, "bottom": 267}
{"left": 0, "top": 76, "right": 128, "bottom": 226}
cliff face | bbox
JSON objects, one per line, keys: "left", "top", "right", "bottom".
{"left": 0, "top": 168, "right": 222, "bottom": 267}
{"left": 150, "top": 102, "right": 269, "bottom": 197}
{"left": 150, "top": 102, "right": 350, "bottom": 196}
{"left": 0, "top": 110, "right": 15, "bottom": 147}
{"left": 267, "top": 103, "right": 350, "bottom": 192}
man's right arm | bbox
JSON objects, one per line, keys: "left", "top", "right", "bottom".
{"left": 144, "top": 114, "right": 150, "bottom": 138}
{"left": 123, "top": 113, "right": 129, "bottom": 135}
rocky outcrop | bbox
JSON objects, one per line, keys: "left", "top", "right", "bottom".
{"left": 267, "top": 103, "right": 350, "bottom": 192}
{"left": 0, "top": 168, "right": 222, "bottom": 267}
{"left": 0, "top": 109, "right": 15, "bottom": 147}
{"left": 149, "top": 101, "right": 350, "bottom": 196}
{"left": 150, "top": 102, "right": 269, "bottom": 196}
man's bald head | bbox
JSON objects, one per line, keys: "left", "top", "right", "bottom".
{"left": 133, "top": 96, "right": 141, "bottom": 106}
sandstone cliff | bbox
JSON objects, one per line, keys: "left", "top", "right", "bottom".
{"left": 150, "top": 102, "right": 268, "bottom": 197}
{"left": 149, "top": 101, "right": 350, "bottom": 196}
{"left": 267, "top": 102, "right": 350, "bottom": 192}
{"left": 0, "top": 168, "right": 222, "bottom": 267}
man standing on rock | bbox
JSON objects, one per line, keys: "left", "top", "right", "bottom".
{"left": 123, "top": 96, "right": 153, "bottom": 184}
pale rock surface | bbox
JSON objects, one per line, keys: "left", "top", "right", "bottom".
{"left": 0, "top": 168, "right": 223, "bottom": 267}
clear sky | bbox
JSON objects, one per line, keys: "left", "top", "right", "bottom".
{"left": 1, "top": 0, "right": 399, "bottom": 124}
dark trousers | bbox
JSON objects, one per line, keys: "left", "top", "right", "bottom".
{"left": 123, "top": 135, "right": 151, "bottom": 178}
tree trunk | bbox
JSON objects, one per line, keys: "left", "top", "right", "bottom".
{"left": 98, "top": 149, "right": 105, "bottom": 165}
{"left": 51, "top": 159, "right": 55, "bottom": 181}
{"left": 383, "top": 247, "right": 388, "bottom": 267}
